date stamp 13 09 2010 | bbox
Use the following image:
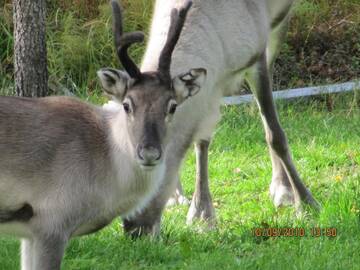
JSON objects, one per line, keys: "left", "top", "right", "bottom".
{"left": 252, "top": 227, "right": 337, "bottom": 237}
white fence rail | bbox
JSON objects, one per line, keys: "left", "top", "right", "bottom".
{"left": 222, "top": 81, "right": 359, "bottom": 105}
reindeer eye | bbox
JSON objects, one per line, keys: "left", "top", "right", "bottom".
{"left": 167, "top": 100, "right": 177, "bottom": 115}
{"left": 123, "top": 102, "right": 131, "bottom": 114}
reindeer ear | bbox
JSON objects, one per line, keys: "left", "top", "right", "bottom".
{"left": 172, "top": 68, "right": 207, "bottom": 103}
{"left": 97, "top": 68, "right": 132, "bottom": 101}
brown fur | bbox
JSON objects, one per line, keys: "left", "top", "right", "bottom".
{"left": 0, "top": 96, "right": 109, "bottom": 186}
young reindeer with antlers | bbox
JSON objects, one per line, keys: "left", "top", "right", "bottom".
{"left": 116, "top": 0, "right": 320, "bottom": 234}
{"left": 0, "top": 2, "right": 198, "bottom": 269}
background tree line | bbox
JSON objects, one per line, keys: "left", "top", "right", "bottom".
{"left": 0, "top": 0, "right": 359, "bottom": 98}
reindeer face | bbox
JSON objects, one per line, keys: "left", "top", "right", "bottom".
{"left": 99, "top": 0, "right": 198, "bottom": 169}
{"left": 97, "top": 68, "right": 206, "bottom": 169}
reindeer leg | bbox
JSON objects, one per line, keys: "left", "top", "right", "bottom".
{"left": 186, "top": 140, "right": 216, "bottom": 227}
{"left": 21, "top": 239, "right": 33, "bottom": 270}
{"left": 246, "top": 52, "right": 320, "bottom": 211}
{"left": 268, "top": 150, "right": 295, "bottom": 207}
{"left": 267, "top": 17, "right": 295, "bottom": 207}
{"left": 123, "top": 165, "right": 180, "bottom": 237}
{"left": 123, "top": 209, "right": 162, "bottom": 238}
{"left": 32, "top": 234, "right": 68, "bottom": 270}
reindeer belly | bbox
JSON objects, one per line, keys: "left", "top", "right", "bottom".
{"left": 72, "top": 217, "right": 112, "bottom": 237}
{"left": 0, "top": 222, "right": 33, "bottom": 238}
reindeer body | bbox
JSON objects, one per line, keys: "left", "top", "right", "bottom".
{"left": 123, "top": 0, "right": 319, "bottom": 232}
{"left": 140, "top": 0, "right": 280, "bottom": 205}
{"left": 0, "top": 96, "right": 166, "bottom": 233}
{"left": 0, "top": 96, "right": 168, "bottom": 269}
{"left": 142, "top": 0, "right": 275, "bottom": 143}
{"left": 0, "top": 2, "right": 203, "bottom": 267}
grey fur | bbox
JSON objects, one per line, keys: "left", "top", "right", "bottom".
{"left": 0, "top": 63, "right": 205, "bottom": 270}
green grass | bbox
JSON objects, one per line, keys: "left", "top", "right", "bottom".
{"left": 1, "top": 93, "right": 359, "bottom": 269}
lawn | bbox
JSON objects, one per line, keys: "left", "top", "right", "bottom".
{"left": 1, "top": 93, "right": 359, "bottom": 270}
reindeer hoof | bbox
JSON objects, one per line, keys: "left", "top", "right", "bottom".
{"left": 269, "top": 182, "right": 295, "bottom": 207}
{"left": 122, "top": 218, "right": 160, "bottom": 239}
{"left": 186, "top": 199, "right": 216, "bottom": 229}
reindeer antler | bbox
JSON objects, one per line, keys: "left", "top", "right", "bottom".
{"left": 111, "top": 0, "right": 144, "bottom": 80}
{"left": 158, "top": 0, "right": 193, "bottom": 82}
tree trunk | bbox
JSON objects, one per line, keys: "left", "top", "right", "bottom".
{"left": 13, "top": 0, "right": 48, "bottom": 97}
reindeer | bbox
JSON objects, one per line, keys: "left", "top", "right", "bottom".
{"left": 0, "top": 2, "right": 198, "bottom": 269}
{"left": 119, "top": 0, "right": 320, "bottom": 234}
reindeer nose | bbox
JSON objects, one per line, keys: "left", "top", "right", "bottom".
{"left": 137, "top": 145, "right": 162, "bottom": 165}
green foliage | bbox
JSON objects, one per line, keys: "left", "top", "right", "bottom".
{"left": 45, "top": 0, "right": 152, "bottom": 96}
{"left": 46, "top": 4, "right": 114, "bottom": 95}
{"left": 274, "top": 0, "right": 360, "bottom": 89}
{"left": 1, "top": 0, "right": 359, "bottom": 97}
{"left": 0, "top": 0, "right": 153, "bottom": 97}
{"left": 0, "top": 2, "right": 13, "bottom": 95}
